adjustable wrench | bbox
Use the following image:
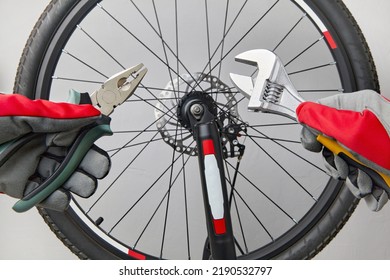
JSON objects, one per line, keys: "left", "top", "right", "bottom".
{"left": 230, "top": 49, "right": 390, "bottom": 191}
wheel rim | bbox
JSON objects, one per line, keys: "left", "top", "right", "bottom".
{"left": 35, "top": 0, "right": 352, "bottom": 259}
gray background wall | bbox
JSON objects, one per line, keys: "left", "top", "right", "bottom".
{"left": 0, "top": 0, "right": 389, "bottom": 259}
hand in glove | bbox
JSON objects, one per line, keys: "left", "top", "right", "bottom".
{"left": 0, "top": 94, "right": 111, "bottom": 211}
{"left": 296, "top": 90, "right": 390, "bottom": 211}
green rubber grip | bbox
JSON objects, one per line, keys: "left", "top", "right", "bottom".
{"left": 12, "top": 121, "right": 112, "bottom": 213}
{"left": 0, "top": 134, "right": 41, "bottom": 168}
{"left": 0, "top": 140, "right": 13, "bottom": 154}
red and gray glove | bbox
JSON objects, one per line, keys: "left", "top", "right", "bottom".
{"left": 296, "top": 90, "right": 390, "bottom": 211}
{"left": 0, "top": 94, "right": 111, "bottom": 211}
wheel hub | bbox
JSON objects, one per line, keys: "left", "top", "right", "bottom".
{"left": 155, "top": 72, "right": 240, "bottom": 156}
{"left": 177, "top": 91, "right": 218, "bottom": 130}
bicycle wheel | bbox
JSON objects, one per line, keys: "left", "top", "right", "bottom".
{"left": 14, "top": 0, "right": 379, "bottom": 259}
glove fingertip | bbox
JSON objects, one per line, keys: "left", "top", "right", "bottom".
{"left": 80, "top": 145, "right": 111, "bottom": 179}
{"left": 364, "top": 191, "right": 388, "bottom": 212}
{"left": 38, "top": 189, "right": 70, "bottom": 212}
{"left": 64, "top": 171, "right": 97, "bottom": 198}
{"left": 334, "top": 155, "right": 349, "bottom": 179}
{"left": 300, "top": 127, "right": 322, "bottom": 152}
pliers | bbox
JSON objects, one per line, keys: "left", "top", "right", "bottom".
{"left": 11, "top": 64, "right": 147, "bottom": 212}
{"left": 230, "top": 49, "right": 390, "bottom": 192}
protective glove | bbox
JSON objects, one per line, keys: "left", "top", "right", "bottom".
{"left": 296, "top": 90, "right": 390, "bottom": 211}
{"left": 0, "top": 94, "right": 111, "bottom": 211}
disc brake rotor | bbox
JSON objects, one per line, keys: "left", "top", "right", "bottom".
{"left": 155, "top": 73, "right": 239, "bottom": 156}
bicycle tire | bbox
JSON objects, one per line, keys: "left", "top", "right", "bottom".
{"left": 14, "top": 0, "right": 379, "bottom": 259}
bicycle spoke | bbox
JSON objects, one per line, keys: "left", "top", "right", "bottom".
{"left": 211, "top": 89, "right": 239, "bottom": 95}
{"left": 232, "top": 194, "right": 249, "bottom": 255}
{"left": 88, "top": 112, "right": 181, "bottom": 213}
{"left": 113, "top": 128, "right": 189, "bottom": 134}
{"left": 192, "top": 0, "right": 250, "bottom": 90}
{"left": 147, "top": 0, "right": 178, "bottom": 99}
{"left": 124, "top": 97, "right": 179, "bottom": 103}
{"left": 231, "top": 186, "right": 274, "bottom": 242}
{"left": 225, "top": 160, "right": 240, "bottom": 208}
{"left": 217, "top": 94, "right": 246, "bottom": 118}
{"left": 136, "top": 86, "right": 189, "bottom": 94}
{"left": 61, "top": 49, "right": 108, "bottom": 79}
{"left": 244, "top": 134, "right": 301, "bottom": 144}
{"left": 131, "top": 154, "right": 192, "bottom": 257}
{"left": 108, "top": 105, "right": 177, "bottom": 159}
{"left": 284, "top": 36, "right": 324, "bottom": 67}
{"left": 88, "top": 129, "right": 163, "bottom": 213}
{"left": 76, "top": 18, "right": 185, "bottom": 109}
{"left": 244, "top": 132, "right": 318, "bottom": 200}
{"left": 76, "top": 24, "right": 125, "bottom": 70}
{"left": 132, "top": 188, "right": 170, "bottom": 253}
{"left": 109, "top": 140, "right": 195, "bottom": 234}
{"left": 191, "top": 0, "right": 280, "bottom": 92}
{"left": 234, "top": 236, "right": 246, "bottom": 256}
{"left": 216, "top": 91, "right": 249, "bottom": 120}
{"left": 97, "top": 3, "right": 200, "bottom": 91}
{"left": 225, "top": 161, "right": 297, "bottom": 224}
{"left": 132, "top": 92, "right": 178, "bottom": 121}
{"left": 288, "top": 62, "right": 337, "bottom": 76}
{"left": 273, "top": 13, "right": 307, "bottom": 52}
{"left": 250, "top": 123, "right": 299, "bottom": 128}
{"left": 51, "top": 76, "right": 103, "bottom": 84}
{"left": 246, "top": 125, "right": 327, "bottom": 174}
{"left": 174, "top": 0, "right": 180, "bottom": 95}
{"left": 134, "top": 90, "right": 178, "bottom": 119}
{"left": 204, "top": 0, "right": 212, "bottom": 76}
{"left": 218, "top": 0, "right": 230, "bottom": 81}
{"left": 154, "top": 0, "right": 208, "bottom": 93}
{"left": 105, "top": 137, "right": 165, "bottom": 154}
{"left": 224, "top": 160, "right": 249, "bottom": 255}
{"left": 160, "top": 123, "right": 180, "bottom": 258}
{"left": 126, "top": 0, "right": 205, "bottom": 93}
{"left": 180, "top": 126, "right": 191, "bottom": 259}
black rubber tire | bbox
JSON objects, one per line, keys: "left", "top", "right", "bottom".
{"left": 14, "top": 0, "right": 379, "bottom": 259}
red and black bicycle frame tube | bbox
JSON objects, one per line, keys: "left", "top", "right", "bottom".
{"left": 193, "top": 120, "right": 236, "bottom": 259}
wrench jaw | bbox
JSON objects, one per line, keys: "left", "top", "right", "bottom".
{"left": 230, "top": 49, "right": 304, "bottom": 120}
{"left": 230, "top": 73, "right": 253, "bottom": 100}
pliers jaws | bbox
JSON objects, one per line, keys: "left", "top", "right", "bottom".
{"left": 91, "top": 63, "right": 148, "bottom": 116}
